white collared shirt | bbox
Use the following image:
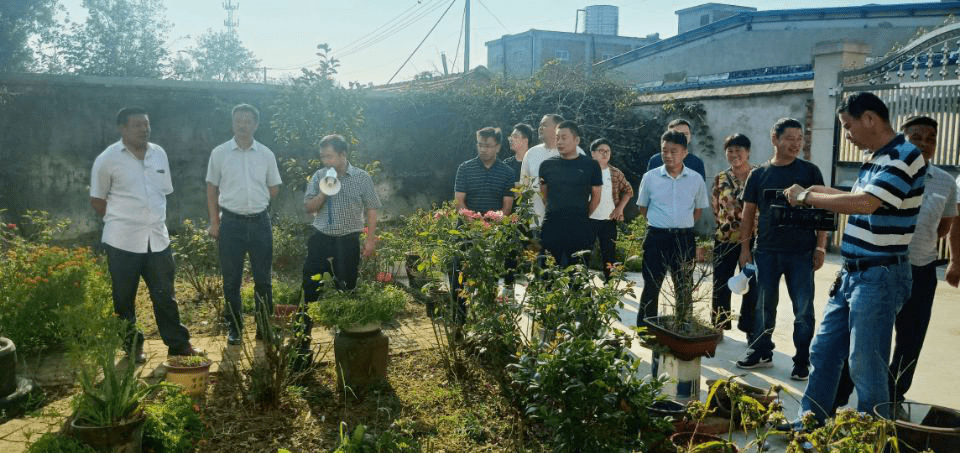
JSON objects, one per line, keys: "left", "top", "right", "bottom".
{"left": 90, "top": 141, "right": 173, "bottom": 253}
{"left": 636, "top": 165, "right": 709, "bottom": 229}
{"left": 205, "top": 137, "right": 282, "bottom": 215}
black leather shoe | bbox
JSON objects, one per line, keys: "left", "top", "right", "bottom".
{"left": 227, "top": 334, "right": 243, "bottom": 345}
{"left": 127, "top": 350, "right": 147, "bottom": 364}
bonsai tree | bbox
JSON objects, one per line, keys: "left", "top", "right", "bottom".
{"left": 307, "top": 272, "right": 408, "bottom": 329}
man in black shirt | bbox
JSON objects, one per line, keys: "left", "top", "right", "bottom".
{"left": 505, "top": 123, "right": 533, "bottom": 183}
{"left": 539, "top": 120, "right": 602, "bottom": 268}
{"left": 736, "top": 118, "right": 827, "bottom": 380}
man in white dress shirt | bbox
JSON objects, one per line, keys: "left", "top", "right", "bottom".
{"left": 90, "top": 107, "right": 198, "bottom": 363}
{"left": 206, "top": 104, "right": 282, "bottom": 345}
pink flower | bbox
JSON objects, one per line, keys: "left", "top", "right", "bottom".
{"left": 483, "top": 210, "right": 504, "bottom": 222}
{"left": 376, "top": 272, "right": 393, "bottom": 283}
{"left": 5, "top": 224, "right": 14, "bottom": 230}
{"left": 433, "top": 211, "right": 443, "bottom": 219}
{"left": 458, "top": 208, "right": 481, "bottom": 220}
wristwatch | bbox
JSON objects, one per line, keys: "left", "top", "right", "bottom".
{"left": 797, "top": 190, "right": 810, "bottom": 206}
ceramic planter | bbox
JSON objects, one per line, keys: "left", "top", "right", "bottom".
{"left": 874, "top": 402, "right": 960, "bottom": 452}
{"left": 644, "top": 316, "right": 723, "bottom": 361}
{"left": 70, "top": 414, "right": 145, "bottom": 453}
{"left": 0, "top": 337, "right": 16, "bottom": 397}
{"left": 163, "top": 359, "right": 212, "bottom": 398}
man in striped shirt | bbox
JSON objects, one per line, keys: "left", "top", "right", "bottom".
{"left": 783, "top": 92, "right": 926, "bottom": 423}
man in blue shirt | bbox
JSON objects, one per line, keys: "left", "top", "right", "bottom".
{"left": 635, "top": 130, "right": 709, "bottom": 325}
{"left": 784, "top": 92, "right": 926, "bottom": 423}
{"left": 646, "top": 119, "right": 706, "bottom": 181}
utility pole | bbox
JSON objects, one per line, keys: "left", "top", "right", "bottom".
{"left": 464, "top": 0, "right": 470, "bottom": 73}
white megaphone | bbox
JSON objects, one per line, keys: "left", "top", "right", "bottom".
{"left": 727, "top": 263, "right": 757, "bottom": 295}
{"left": 319, "top": 167, "right": 341, "bottom": 196}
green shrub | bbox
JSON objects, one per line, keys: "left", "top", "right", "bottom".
{"left": 0, "top": 213, "right": 113, "bottom": 355}
{"left": 169, "top": 218, "right": 220, "bottom": 303}
{"left": 25, "top": 433, "right": 95, "bottom": 453}
{"left": 617, "top": 215, "right": 647, "bottom": 272}
{"left": 308, "top": 279, "right": 408, "bottom": 328}
{"left": 143, "top": 386, "right": 204, "bottom": 453}
{"left": 272, "top": 215, "right": 310, "bottom": 278}
{"left": 508, "top": 335, "right": 668, "bottom": 452}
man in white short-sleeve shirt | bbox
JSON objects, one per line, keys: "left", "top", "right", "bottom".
{"left": 90, "top": 107, "right": 197, "bottom": 362}
{"left": 205, "top": 104, "right": 282, "bottom": 345}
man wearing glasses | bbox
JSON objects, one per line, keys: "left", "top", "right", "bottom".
{"left": 451, "top": 127, "right": 517, "bottom": 317}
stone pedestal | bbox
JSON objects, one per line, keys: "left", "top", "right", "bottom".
{"left": 334, "top": 328, "right": 389, "bottom": 389}
{"left": 652, "top": 353, "right": 701, "bottom": 403}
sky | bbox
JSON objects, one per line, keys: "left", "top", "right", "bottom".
{"left": 60, "top": 0, "right": 927, "bottom": 85}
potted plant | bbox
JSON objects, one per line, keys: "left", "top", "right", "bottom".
{"left": 643, "top": 258, "right": 723, "bottom": 361}
{"left": 68, "top": 346, "right": 165, "bottom": 452}
{"left": 308, "top": 278, "right": 408, "bottom": 388}
{"left": 162, "top": 354, "right": 213, "bottom": 398}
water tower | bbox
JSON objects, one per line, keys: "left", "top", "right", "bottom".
{"left": 584, "top": 5, "right": 618, "bottom": 36}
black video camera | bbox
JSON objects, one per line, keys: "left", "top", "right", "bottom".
{"left": 764, "top": 189, "right": 837, "bottom": 231}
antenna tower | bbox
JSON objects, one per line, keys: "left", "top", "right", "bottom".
{"left": 223, "top": 1, "right": 239, "bottom": 33}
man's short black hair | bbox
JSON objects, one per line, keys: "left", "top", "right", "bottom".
{"left": 837, "top": 92, "right": 890, "bottom": 123}
{"left": 232, "top": 103, "right": 260, "bottom": 123}
{"left": 667, "top": 118, "right": 691, "bottom": 130}
{"left": 477, "top": 127, "right": 502, "bottom": 144}
{"left": 590, "top": 137, "right": 612, "bottom": 153}
{"left": 512, "top": 123, "right": 534, "bottom": 144}
{"left": 544, "top": 113, "right": 564, "bottom": 125}
{"left": 661, "top": 130, "right": 687, "bottom": 148}
{"left": 319, "top": 134, "right": 348, "bottom": 154}
{"left": 771, "top": 118, "right": 803, "bottom": 139}
{"left": 723, "top": 133, "right": 751, "bottom": 150}
{"left": 116, "top": 107, "right": 148, "bottom": 126}
{"left": 901, "top": 115, "right": 937, "bottom": 132}
{"left": 556, "top": 120, "right": 580, "bottom": 138}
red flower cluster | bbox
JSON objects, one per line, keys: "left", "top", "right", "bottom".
{"left": 376, "top": 272, "right": 393, "bottom": 283}
{"left": 5, "top": 224, "right": 15, "bottom": 230}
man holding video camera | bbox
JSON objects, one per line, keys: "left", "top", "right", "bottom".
{"left": 785, "top": 92, "right": 926, "bottom": 423}
{"left": 736, "top": 118, "right": 828, "bottom": 381}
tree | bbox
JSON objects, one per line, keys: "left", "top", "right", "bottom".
{"left": 0, "top": 0, "right": 60, "bottom": 71}
{"left": 174, "top": 29, "right": 261, "bottom": 82}
{"left": 58, "top": 0, "right": 171, "bottom": 78}
{"left": 270, "top": 44, "right": 366, "bottom": 192}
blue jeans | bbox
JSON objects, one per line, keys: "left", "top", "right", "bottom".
{"left": 801, "top": 261, "right": 910, "bottom": 422}
{"left": 751, "top": 250, "right": 815, "bottom": 367}
{"left": 218, "top": 210, "right": 274, "bottom": 338}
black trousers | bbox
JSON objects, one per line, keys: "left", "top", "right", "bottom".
{"left": 833, "top": 262, "right": 938, "bottom": 409}
{"left": 302, "top": 230, "right": 361, "bottom": 301}
{"left": 541, "top": 216, "right": 593, "bottom": 269}
{"left": 105, "top": 244, "right": 191, "bottom": 355}
{"left": 712, "top": 240, "right": 757, "bottom": 331}
{"left": 590, "top": 218, "right": 618, "bottom": 280}
{"left": 637, "top": 228, "right": 695, "bottom": 325}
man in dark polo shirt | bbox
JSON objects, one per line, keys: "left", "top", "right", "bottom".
{"left": 454, "top": 127, "right": 516, "bottom": 215}
{"left": 539, "top": 120, "right": 602, "bottom": 268}
{"left": 635, "top": 130, "right": 709, "bottom": 325}
{"left": 646, "top": 119, "right": 706, "bottom": 180}
{"left": 451, "top": 127, "right": 516, "bottom": 318}
{"left": 785, "top": 92, "right": 926, "bottom": 423}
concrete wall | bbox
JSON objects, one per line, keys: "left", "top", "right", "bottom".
{"left": 634, "top": 87, "right": 813, "bottom": 234}
{"left": 0, "top": 73, "right": 285, "bottom": 237}
{"left": 610, "top": 16, "right": 944, "bottom": 85}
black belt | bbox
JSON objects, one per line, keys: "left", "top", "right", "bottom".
{"left": 648, "top": 227, "right": 694, "bottom": 235}
{"left": 843, "top": 255, "right": 907, "bottom": 273}
{"left": 221, "top": 209, "right": 267, "bottom": 219}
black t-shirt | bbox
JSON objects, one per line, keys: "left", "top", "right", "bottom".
{"left": 741, "top": 158, "right": 825, "bottom": 253}
{"left": 539, "top": 154, "right": 603, "bottom": 219}
{"left": 503, "top": 156, "right": 522, "bottom": 183}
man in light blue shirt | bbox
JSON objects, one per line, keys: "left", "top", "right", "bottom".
{"left": 635, "top": 130, "right": 709, "bottom": 325}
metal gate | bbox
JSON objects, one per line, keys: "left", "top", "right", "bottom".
{"left": 832, "top": 21, "right": 960, "bottom": 258}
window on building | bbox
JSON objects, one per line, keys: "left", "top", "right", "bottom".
{"left": 700, "top": 14, "right": 710, "bottom": 26}
{"left": 555, "top": 49, "right": 570, "bottom": 62}
{"left": 512, "top": 50, "right": 524, "bottom": 64}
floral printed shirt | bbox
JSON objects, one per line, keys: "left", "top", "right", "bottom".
{"left": 711, "top": 166, "right": 755, "bottom": 243}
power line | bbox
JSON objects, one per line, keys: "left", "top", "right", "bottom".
{"left": 386, "top": 0, "right": 458, "bottom": 84}
{"left": 476, "top": 0, "right": 508, "bottom": 32}
{"left": 335, "top": 0, "right": 449, "bottom": 60}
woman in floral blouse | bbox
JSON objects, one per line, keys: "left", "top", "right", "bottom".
{"left": 711, "top": 134, "right": 757, "bottom": 332}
